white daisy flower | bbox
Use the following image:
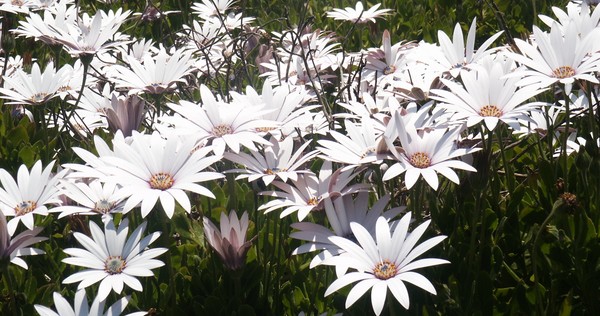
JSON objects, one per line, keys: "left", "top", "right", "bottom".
{"left": 508, "top": 22, "right": 600, "bottom": 94}
{"left": 291, "top": 193, "right": 404, "bottom": 271}
{"left": 62, "top": 218, "right": 167, "bottom": 301}
{"left": 429, "top": 18, "right": 503, "bottom": 77}
{"left": 52, "top": 180, "right": 126, "bottom": 221}
{"left": 259, "top": 161, "right": 370, "bottom": 221}
{"left": 0, "top": 0, "right": 31, "bottom": 14}
{"left": 0, "top": 160, "right": 66, "bottom": 236}
{"left": 0, "top": 211, "right": 47, "bottom": 270}
{"left": 383, "top": 112, "right": 479, "bottom": 190}
{"left": 52, "top": 8, "right": 131, "bottom": 57}
{"left": 0, "top": 62, "right": 70, "bottom": 106}
{"left": 111, "top": 47, "right": 195, "bottom": 95}
{"left": 160, "top": 84, "right": 275, "bottom": 156}
{"left": 74, "top": 132, "right": 224, "bottom": 218}
{"left": 317, "top": 117, "right": 389, "bottom": 169}
{"left": 431, "top": 61, "right": 546, "bottom": 131}
{"left": 363, "top": 30, "right": 414, "bottom": 86}
{"left": 513, "top": 105, "right": 562, "bottom": 138}
{"left": 322, "top": 214, "right": 449, "bottom": 315}
{"left": 538, "top": 2, "right": 600, "bottom": 40}
{"left": 13, "top": 3, "right": 78, "bottom": 46}
{"left": 224, "top": 136, "right": 318, "bottom": 186}
{"left": 326, "top": 1, "right": 392, "bottom": 24}
{"left": 235, "top": 81, "right": 316, "bottom": 139}
{"left": 34, "top": 289, "right": 146, "bottom": 316}
{"left": 192, "top": 0, "right": 236, "bottom": 19}
{"left": 105, "top": 94, "right": 146, "bottom": 138}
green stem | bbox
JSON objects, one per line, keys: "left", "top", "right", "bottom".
{"left": 496, "top": 126, "right": 515, "bottom": 191}
{"left": 233, "top": 269, "right": 243, "bottom": 305}
{"left": 466, "top": 125, "right": 494, "bottom": 314}
{"left": 502, "top": 261, "right": 528, "bottom": 289}
{"left": 226, "top": 162, "right": 237, "bottom": 210}
{"left": 55, "top": 56, "right": 91, "bottom": 140}
{"left": 532, "top": 199, "right": 564, "bottom": 315}
{"left": 151, "top": 206, "right": 175, "bottom": 310}
{"left": 561, "top": 87, "right": 571, "bottom": 190}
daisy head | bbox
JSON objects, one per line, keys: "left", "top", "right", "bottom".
{"left": 383, "top": 112, "right": 479, "bottom": 190}
{"left": 62, "top": 218, "right": 167, "bottom": 301}
{"left": 0, "top": 160, "right": 65, "bottom": 236}
{"left": 322, "top": 214, "right": 449, "bottom": 314}
{"left": 326, "top": 1, "right": 392, "bottom": 24}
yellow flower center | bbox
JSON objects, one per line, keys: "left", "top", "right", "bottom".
{"left": 149, "top": 172, "right": 174, "bottom": 190}
{"left": 552, "top": 66, "right": 575, "bottom": 79}
{"left": 360, "top": 147, "right": 376, "bottom": 159}
{"left": 307, "top": 197, "right": 320, "bottom": 206}
{"left": 409, "top": 152, "right": 431, "bottom": 168}
{"left": 212, "top": 124, "right": 233, "bottom": 137}
{"left": 479, "top": 105, "right": 503, "bottom": 118}
{"left": 265, "top": 167, "right": 286, "bottom": 175}
{"left": 104, "top": 256, "right": 126, "bottom": 275}
{"left": 383, "top": 65, "right": 396, "bottom": 75}
{"left": 14, "top": 200, "right": 37, "bottom": 216}
{"left": 373, "top": 259, "right": 397, "bottom": 280}
{"left": 255, "top": 127, "right": 277, "bottom": 133}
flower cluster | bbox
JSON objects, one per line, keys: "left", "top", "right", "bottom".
{"left": 1, "top": 0, "right": 599, "bottom": 314}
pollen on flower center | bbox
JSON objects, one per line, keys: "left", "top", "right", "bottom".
{"left": 383, "top": 65, "right": 396, "bottom": 75}
{"left": 14, "top": 200, "right": 37, "bottom": 216}
{"left": 94, "top": 199, "right": 115, "bottom": 214}
{"left": 255, "top": 127, "right": 277, "bottom": 132}
{"left": 409, "top": 152, "right": 431, "bottom": 168}
{"left": 104, "top": 256, "right": 126, "bottom": 275}
{"left": 552, "top": 66, "right": 575, "bottom": 79}
{"left": 212, "top": 124, "right": 233, "bottom": 137}
{"left": 30, "top": 92, "right": 49, "bottom": 104}
{"left": 307, "top": 197, "right": 320, "bottom": 206}
{"left": 360, "top": 147, "right": 376, "bottom": 159}
{"left": 265, "top": 167, "right": 286, "bottom": 175}
{"left": 149, "top": 172, "right": 174, "bottom": 190}
{"left": 479, "top": 105, "right": 503, "bottom": 118}
{"left": 58, "top": 85, "right": 72, "bottom": 93}
{"left": 373, "top": 259, "right": 397, "bottom": 280}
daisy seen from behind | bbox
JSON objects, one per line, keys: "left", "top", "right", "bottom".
{"left": 62, "top": 218, "right": 167, "bottom": 301}
{"left": 0, "top": 210, "right": 47, "bottom": 270}
{"left": 322, "top": 214, "right": 449, "bottom": 315}
{"left": 203, "top": 210, "right": 254, "bottom": 271}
